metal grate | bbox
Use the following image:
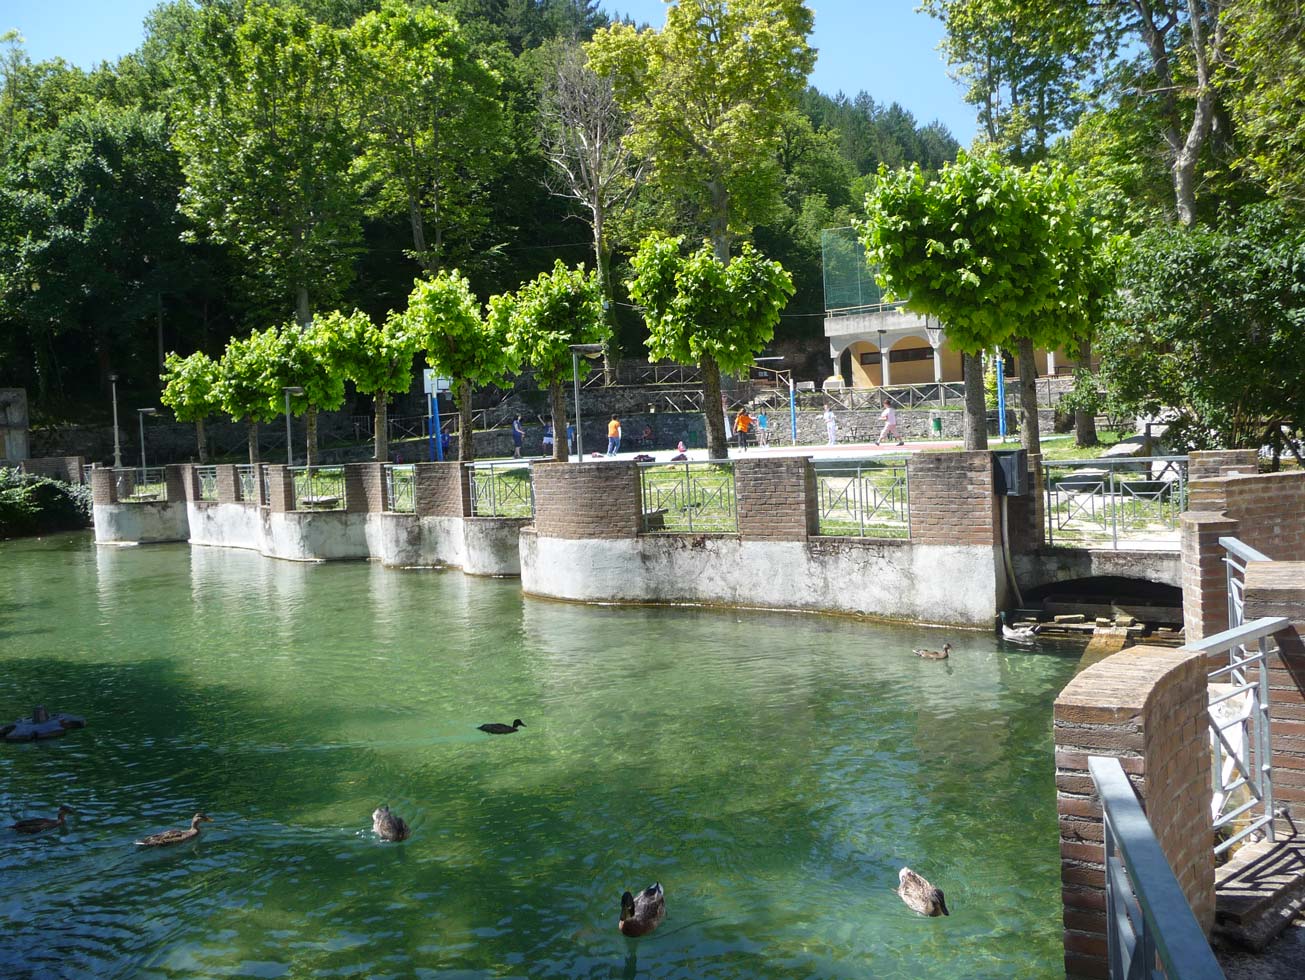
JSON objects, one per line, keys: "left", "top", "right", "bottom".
{"left": 1044, "top": 456, "right": 1188, "bottom": 549}
{"left": 814, "top": 458, "right": 910, "bottom": 539}
{"left": 236, "top": 464, "right": 257, "bottom": 503}
{"left": 469, "top": 463, "right": 533, "bottom": 518}
{"left": 385, "top": 464, "right": 415, "bottom": 513}
{"left": 290, "top": 466, "right": 346, "bottom": 511}
{"left": 195, "top": 465, "right": 218, "bottom": 501}
{"left": 638, "top": 460, "right": 737, "bottom": 533}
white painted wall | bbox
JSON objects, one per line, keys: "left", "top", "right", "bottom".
{"left": 93, "top": 501, "right": 189, "bottom": 544}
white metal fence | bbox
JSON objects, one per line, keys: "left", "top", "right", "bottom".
{"left": 814, "top": 457, "right": 910, "bottom": 539}
{"left": 1044, "top": 456, "right": 1188, "bottom": 549}
{"left": 638, "top": 460, "right": 737, "bottom": 533}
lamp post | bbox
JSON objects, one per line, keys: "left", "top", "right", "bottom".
{"left": 137, "top": 408, "right": 158, "bottom": 471}
{"left": 283, "top": 386, "right": 305, "bottom": 467}
{"left": 108, "top": 373, "right": 122, "bottom": 469}
{"left": 568, "top": 344, "right": 604, "bottom": 462}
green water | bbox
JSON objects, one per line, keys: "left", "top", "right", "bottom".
{"left": 1, "top": 533, "right": 1078, "bottom": 979}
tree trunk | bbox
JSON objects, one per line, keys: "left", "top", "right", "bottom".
{"left": 1074, "top": 340, "right": 1098, "bottom": 447}
{"left": 374, "top": 395, "right": 388, "bottom": 462}
{"left": 196, "top": 418, "right": 208, "bottom": 464}
{"left": 156, "top": 292, "right": 165, "bottom": 373}
{"left": 306, "top": 405, "right": 317, "bottom": 469}
{"left": 962, "top": 352, "right": 989, "bottom": 450}
{"left": 708, "top": 178, "right": 730, "bottom": 262}
{"left": 456, "top": 379, "right": 474, "bottom": 462}
{"left": 596, "top": 233, "right": 616, "bottom": 385}
{"left": 549, "top": 380, "right": 568, "bottom": 462}
{"left": 701, "top": 355, "right": 729, "bottom": 460}
{"left": 246, "top": 419, "right": 260, "bottom": 466}
{"left": 295, "top": 286, "right": 311, "bottom": 328}
{"left": 1016, "top": 336, "right": 1041, "bottom": 456}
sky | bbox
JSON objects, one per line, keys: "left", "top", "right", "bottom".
{"left": 4, "top": 0, "right": 978, "bottom": 143}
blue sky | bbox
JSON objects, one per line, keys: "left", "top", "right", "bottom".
{"left": 5, "top": 0, "right": 977, "bottom": 143}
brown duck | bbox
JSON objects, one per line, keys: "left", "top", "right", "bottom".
{"left": 10, "top": 805, "right": 75, "bottom": 834}
{"left": 135, "top": 812, "right": 212, "bottom": 847}
{"left": 897, "top": 867, "right": 949, "bottom": 916}
{"left": 912, "top": 643, "right": 951, "bottom": 661}
{"left": 618, "top": 882, "right": 665, "bottom": 937}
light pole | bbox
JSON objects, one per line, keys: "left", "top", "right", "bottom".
{"left": 108, "top": 373, "right": 122, "bottom": 468}
{"left": 568, "top": 344, "right": 604, "bottom": 462}
{"left": 283, "top": 386, "right": 305, "bottom": 467}
{"left": 137, "top": 408, "right": 158, "bottom": 471}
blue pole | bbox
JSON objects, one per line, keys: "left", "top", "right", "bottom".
{"left": 432, "top": 392, "right": 444, "bottom": 462}
{"left": 995, "top": 349, "right": 1008, "bottom": 439}
{"left": 428, "top": 393, "right": 436, "bottom": 461}
{"left": 788, "top": 377, "right": 797, "bottom": 446}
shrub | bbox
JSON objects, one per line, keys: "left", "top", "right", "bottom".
{"left": 0, "top": 468, "right": 94, "bottom": 538}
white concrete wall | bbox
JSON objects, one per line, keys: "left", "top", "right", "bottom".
{"left": 519, "top": 530, "right": 1004, "bottom": 626}
{"left": 463, "top": 518, "right": 530, "bottom": 576}
{"left": 93, "top": 501, "right": 189, "bottom": 544}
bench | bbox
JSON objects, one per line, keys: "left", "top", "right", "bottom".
{"left": 298, "top": 495, "right": 342, "bottom": 511}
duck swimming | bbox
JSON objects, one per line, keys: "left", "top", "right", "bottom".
{"left": 912, "top": 643, "right": 951, "bottom": 660}
{"left": 372, "top": 805, "right": 410, "bottom": 842}
{"left": 135, "top": 812, "right": 212, "bottom": 847}
{"left": 477, "top": 719, "right": 525, "bottom": 735}
{"left": 10, "top": 805, "right": 74, "bottom": 834}
{"left": 619, "top": 882, "right": 665, "bottom": 937}
{"left": 897, "top": 867, "right": 949, "bottom": 916}
{"left": 1000, "top": 611, "right": 1040, "bottom": 643}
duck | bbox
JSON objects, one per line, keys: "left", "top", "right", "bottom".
{"left": 477, "top": 719, "right": 525, "bottom": 735}
{"left": 371, "top": 804, "right": 410, "bottom": 842}
{"left": 135, "top": 812, "right": 212, "bottom": 847}
{"left": 618, "top": 882, "right": 665, "bottom": 937}
{"left": 912, "top": 643, "right": 951, "bottom": 660}
{"left": 1000, "top": 611, "right": 1040, "bottom": 643}
{"left": 897, "top": 867, "right": 949, "bottom": 917}
{"left": 10, "top": 804, "right": 75, "bottom": 834}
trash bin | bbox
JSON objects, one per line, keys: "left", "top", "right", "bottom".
{"left": 930, "top": 412, "right": 943, "bottom": 437}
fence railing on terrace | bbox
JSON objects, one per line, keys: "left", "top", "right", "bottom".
{"left": 468, "top": 462, "right": 533, "bottom": 518}
{"left": 1044, "top": 456, "right": 1188, "bottom": 550}
{"left": 1087, "top": 756, "right": 1227, "bottom": 980}
{"left": 290, "top": 466, "right": 345, "bottom": 511}
{"left": 638, "top": 459, "right": 737, "bottom": 533}
{"left": 195, "top": 465, "right": 218, "bottom": 501}
{"left": 813, "top": 457, "right": 910, "bottom": 539}
{"left": 260, "top": 464, "right": 270, "bottom": 506}
{"left": 1221, "top": 536, "right": 1271, "bottom": 630}
{"left": 385, "top": 463, "right": 415, "bottom": 513}
{"left": 235, "top": 464, "right": 257, "bottom": 503}
{"left": 111, "top": 467, "right": 168, "bottom": 502}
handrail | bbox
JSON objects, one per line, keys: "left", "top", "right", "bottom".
{"left": 1180, "top": 616, "right": 1288, "bottom": 654}
{"left": 1088, "top": 756, "right": 1227, "bottom": 980}
{"left": 1217, "top": 535, "right": 1271, "bottom": 566}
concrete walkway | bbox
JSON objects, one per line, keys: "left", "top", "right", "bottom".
{"left": 483, "top": 437, "right": 969, "bottom": 466}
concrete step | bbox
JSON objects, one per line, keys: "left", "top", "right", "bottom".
{"left": 1215, "top": 830, "right": 1305, "bottom": 951}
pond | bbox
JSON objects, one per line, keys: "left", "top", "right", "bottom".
{"left": 1, "top": 533, "right": 1079, "bottom": 979}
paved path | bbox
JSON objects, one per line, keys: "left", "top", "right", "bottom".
{"left": 482, "top": 438, "right": 968, "bottom": 466}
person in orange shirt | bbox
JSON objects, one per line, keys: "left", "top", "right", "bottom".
{"left": 734, "top": 409, "right": 753, "bottom": 451}
{"left": 606, "top": 416, "right": 622, "bottom": 456}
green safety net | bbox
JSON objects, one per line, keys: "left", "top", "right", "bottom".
{"left": 820, "top": 226, "right": 886, "bottom": 312}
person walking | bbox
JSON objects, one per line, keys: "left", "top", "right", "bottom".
{"left": 607, "top": 415, "right": 622, "bottom": 456}
{"left": 734, "top": 409, "right": 753, "bottom": 451}
{"left": 877, "top": 398, "right": 904, "bottom": 446}
{"left": 511, "top": 416, "right": 524, "bottom": 458}
{"left": 542, "top": 417, "right": 555, "bottom": 456}
{"left": 824, "top": 405, "right": 837, "bottom": 446}
{"left": 566, "top": 421, "right": 575, "bottom": 456}
{"left": 757, "top": 410, "right": 769, "bottom": 447}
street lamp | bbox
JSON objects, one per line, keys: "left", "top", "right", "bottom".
{"left": 283, "top": 387, "right": 305, "bottom": 467}
{"left": 568, "top": 344, "right": 604, "bottom": 462}
{"left": 754, "top": 356, "right": 796, "bottom": 447}
{"left": 108, "top": 373, "right": 122, "bottom": 469}
{"left": 137, "top": 408, "right": 158, "bottom": 471}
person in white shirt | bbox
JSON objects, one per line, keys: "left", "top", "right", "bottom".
{"left": 823, "top": 406, "right": 837, "bottom": 446}
{"left": 877, "top": 399, "right": 904, "bottom": 446}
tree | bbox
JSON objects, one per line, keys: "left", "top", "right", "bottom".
{"left": 272, "top": 318, "right": 348, "bottom": 470}
{"left": 327, "top": 309, "right": 417, "bottom": 462}
{"left": 860, "top": 151, "right": 1109, "bottom": 452}
{"left": 587, "top": 0, "right": 815, "bottom": 262}
{"left": 490, "top": 260, "right": 606, "bottom": 461}
{"left": 401, "top": 271, "right": 516, "bottom": 462}
{"left": 538, "top": 41, "right": 642, "bottom": 382}
{"left": 171, "top": 1, "right": 362, "bottom": 325}
{"left": 160, "top": 351, "right": 221, "bottom": 462}
{"left": 215, "top": 327, "right": 284, "bottom": 466}
{"left": 627, "top": 235, "right": 794, "bottom": 459}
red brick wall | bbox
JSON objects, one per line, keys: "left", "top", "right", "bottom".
{"left": 345, "top": 463, "right": 384, "bottom": 513}
{"left": 266, "top": 465, "right": 294, "bottom": 514}
{"left": 90, "top": 467, "right": 117, "bottom": 505}
{"left": 164, "top": 465, "right": 188, "bottom": 503}
{"left": 19, "top": 456, "right": 85, "bottom": 483}
{"left": 734, "top": 457, "right": 817, "bottom": 541}
{"left": 1188, "top": 449, "right": 1259, "bottom": 481}
{"left": 1180, "top": 511, "right": 1240, "bottom": 640}
{"left": 1054, "top": 646, "right": 1214, "bottom": 979}
{"left": 532, "top": 461, "right": 641, "bottom": 540}
{"left": 413, "top": 462, "right": 470, "bottom": 518}
{"left": 1007, "top": 452, "right": 1046, "bottom": 553}
{"left": 1244, "top": 563, "right": 1305, "bottom": 808}
{"left": 907, "top": 451, "right": 1000, "bottom": 546}
{"left": 215, "top": 465, "right": 239, "bottom": 504}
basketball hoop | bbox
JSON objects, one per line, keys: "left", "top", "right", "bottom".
{"left": 924, "top": 316, "right": 943, "bottom": 349}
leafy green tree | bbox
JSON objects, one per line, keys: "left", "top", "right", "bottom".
{"left": 326, "top": 309, "right": 417, "bottom": 461}
{"left": 271, "top": 318, "right": 348, "bottom": 469}
{"left": 627, "top": 235, "right": 794, "bottom": 459}
{"left": 215, "top": 327, "right": 284, "bottom": 466}
{"left": 587, "top": 0, "right": 815, "bottom": 261}
{"left": 160, "top": 351, "right": 221, "bottom": 462}
{"left": 490, "top": 260, "right": 606, "bottom": 461}
{"left": 860, "top": 151, "right": 1109, "bottom": 451}
{"left": 171, "top": 1, "right": 362, "bottom": 325}
{"left": 401, "top": 271, "right": 516, "bottom": 462}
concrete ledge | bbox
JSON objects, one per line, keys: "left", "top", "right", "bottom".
{"left": 93, "top": 501, "right": 189, "bottom": 544}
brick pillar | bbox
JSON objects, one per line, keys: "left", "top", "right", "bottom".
{"left": 1189, "top": 449, "right": 1259, "bottom": 481}
{"left": 266, "top": 464, "right": 295, "bottom": 513}
{"left": 254, "top": 465, "right": 269, "bottom": 507}
{"left": 413, "top": 462, "right": 471, "bottom": 517}
{"left": 344, "top": 462, "right": 384, "bottom": 513}
{"left": 215, "top": 464, "right": 239, "bottom": 503}
{"left": 89, "top": 467, "right": 118, "bottom": 505}
{"left": 1007, "top": 451, "right": 1046, "bottom": 553}
{"left": 1180, "top": 511, "right": 1240, "bottom": 641}
{"left": 734, "top": 457, "right": 817, "bottom": 541}
{"left": 906, "top": 450, "right": 1000, "bottom": 546}
{"left": 165, "top": 464, "right": 188, "bottom": 503}
{"left": 1055, "top": 646, "right": 1214, "bottom": 979}
{"left": 531, "top": 461, "right": 641, "bottom": 539}
{"left": 1243, "top": 562, "right": 1305, "bottom": 809}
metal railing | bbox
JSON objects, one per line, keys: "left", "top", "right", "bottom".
{"left": 638, "top": 459, "right": 737, "bottom": 533}
{"left": 814, "top": 457, "right": 910, "bottom": 539}
{"left": 112, "top": 466, "right": 168, "bottom": 502}
{"left": 236, "top": 464, "right": 257, "bottom": 503}
{"left": 195, "top": 465, "right": 218, "bottom": 501}
{"left": 1044, "top": 456, "right": 1188, "bottom": 549}
{"left": 469, "top": 462, "right": 533, "bottom": 518}
{"left": 1088, "top": 756, "right": 1227, "bottom": 980}
{"left": 290, "top": 466, "right": 346, "bottom": 511}
{"left": 259, "top": 464, "right": 270, "bottom": 507}
{"left": 385, "top": 463, "right": 415, "bottom": 513}
{"left": 1220, "top": 536, "right": 1271, "bottom": 630}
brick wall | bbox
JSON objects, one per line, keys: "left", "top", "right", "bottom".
{"left": 907, "top": 451, "right": 1000, "bottom": 546}
{"left": 215, "top": 465, "right": 238, "bottom": 504}
{"left": 532, "top": 461, "right": 641, "bottom": 539}
{"left": 265, "top": 465, "right": 294, "bottom": 514}
{"left": 89, "top": 467, "right": 117, "bottom": 505}
{"left": 345, "top": 463, "right": 384, "bottom": 513}
{"left": 1243, "top": 562, "right": 1305, "bottom": 808}
{"left": 413, "top": 462, "right": 470, "bottom": 517}
{"left": 1188, "top": 449, "right": 1259, "bottom": 481}
{"left": 735, "top": 457, "right": 817, "bottom": 541}
{"left": 19, "top": 456, "right": 86, "bottom": 483}
{"left": 1180, "top": 511, "right": 1240, "bottom": 640}
{"left": 1054, "top": 646, "right": 1214, "bottom": 979}
{"left": 164, "top": 465, "right": 187, "bottom": 504}
{"left": 1006, "top": 451, "right": 1046, "bottom": 553}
